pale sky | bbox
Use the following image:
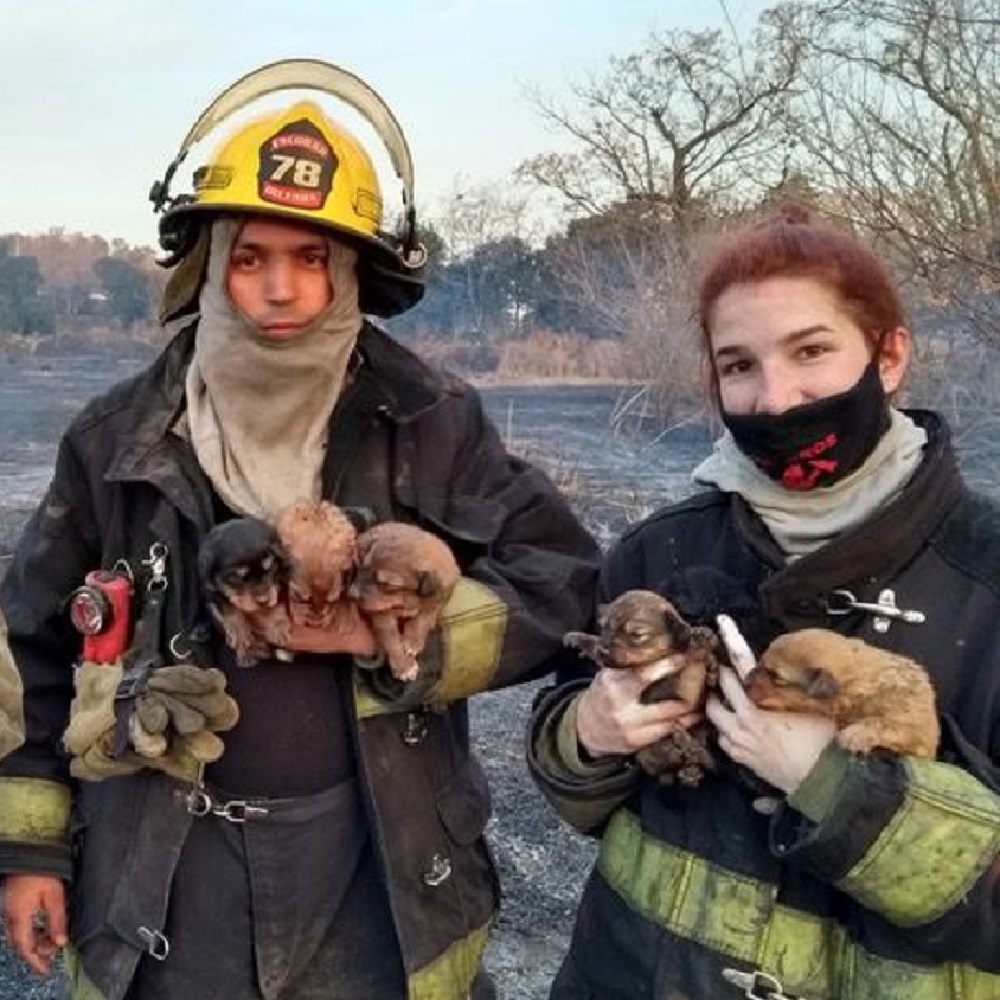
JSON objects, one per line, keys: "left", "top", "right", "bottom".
{"left": 0, "top": 0, "right": 774, "bottom": 249}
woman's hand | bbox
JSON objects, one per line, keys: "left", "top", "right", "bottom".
{"left": 707, "top": 615, "right": 836, "bottom": 794}
{"left": 576, "top": 657, "right": 702, "bottom": 758}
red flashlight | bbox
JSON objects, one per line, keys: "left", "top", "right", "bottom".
{"left": 68, "top": 570, "right": 134, "bottom": 663}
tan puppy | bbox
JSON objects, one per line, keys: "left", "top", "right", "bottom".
{"left": 565, "top": 589, "right": 720, "bottom": 786}
{"left": 746, "top": 628, "right": 939, "bottom": 758}
{"left": 350, "top": 523, "right": 461, "bottom": 682}
{"left": 275, "top": 501, "right": 359, "bottom": 631}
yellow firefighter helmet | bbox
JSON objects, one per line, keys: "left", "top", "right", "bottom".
{"left": 152, "top": 59, "right": 426, "bottom": 317}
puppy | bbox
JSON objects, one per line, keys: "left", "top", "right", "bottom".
{"left": 565, "top": 589, "right": 720, "bottom": 786}
{"left": 746, "top": 628, "right": 939, "bottom": 758}
{"left": 275, "top": 500, "right": 359, "bottom": 630}
{"left": 199, "top": 518, "right": 292, "bottom": 667}
{"left": 349, "top": 522, "right": 461, "bottom": 682}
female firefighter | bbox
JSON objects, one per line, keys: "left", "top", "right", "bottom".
{"left": 528, "top": 207, "right": 1000, "bottom": 1000}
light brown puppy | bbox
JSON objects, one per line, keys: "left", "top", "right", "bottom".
{"left": 746, "top": 628, "right": 939, "bottom": 758}
{"left": 350, "top": 522, "right": 461, "bottom": 682}
{"left": 275, "top": 500, "right": 359, "bottom": 631}
{"left": 565, "top": 589, "right": 720, "bottom": 786}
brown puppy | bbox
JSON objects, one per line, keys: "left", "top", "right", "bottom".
{"left": 275, "top": 501, "right": 359, "bottom": 631}
{"left": 565, "top": 589, "right": 720, "bottom": 786}
{"left": 199, "top": 518, "right": 293, "bottom": 667}
{"left": 350, "top": 522, "right": 461, "bottom": 682}
{"left": 746, "top": 629, "right": 939, "bottom": 758}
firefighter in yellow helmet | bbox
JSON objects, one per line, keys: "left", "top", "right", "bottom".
{"left": 0, "top": 60, "right": 599, "bottom": 1000}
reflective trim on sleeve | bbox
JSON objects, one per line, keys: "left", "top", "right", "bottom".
{"left": 0, "top": 777, "right": 71, "bottom": 846}
{"left": 599, "top": 808, "right": 1000, "bottom": 1000}
{"left": 837, "top": 757, "right": 1000, "bottom": 926}
{"left": 428, "top": 578, "right": 506, "bottom": 704}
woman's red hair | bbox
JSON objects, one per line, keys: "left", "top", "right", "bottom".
{"left": 697, "top": 207, "right": 908, "bottom": 389}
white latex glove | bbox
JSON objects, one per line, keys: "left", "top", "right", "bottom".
{"left": 706, "top": 615, "right": 836, "bottom": 795}
{"left": 576, "top": 656, "right": 702, "bottom": 758}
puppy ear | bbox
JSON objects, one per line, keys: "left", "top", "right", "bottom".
{"left": 596, "top": 603, "right": 610, "bottom": 628}
{"left": 804, "top": 666, "right": 840, "bottom": 699}
{"left": 417, "top": 570, "right": 442, "bottom": 598}
{"left": 662, "top": 608, "right": 692, "bottom": 649}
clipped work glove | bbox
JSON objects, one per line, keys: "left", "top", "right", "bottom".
{"left": 64, "top": 660, "right": 239, "bottom": 783}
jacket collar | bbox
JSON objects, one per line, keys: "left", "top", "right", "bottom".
{"left": 106, "top": 319, "right": 450, "bottom": 486}
{"left": 739, "top": 410, "right": 964, "bottom": 613}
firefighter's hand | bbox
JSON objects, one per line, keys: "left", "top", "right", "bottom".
{"left": 576, "top": 658, "right": 702, "bottom": 758}
{"left": 2, "top": 874, "right": 67, "bottom": 976}
{"left": 706, "top": 615, "right": 836, "bottom": 794}
{"left": 280, "top": 603, "right": 379, "bottom": 657}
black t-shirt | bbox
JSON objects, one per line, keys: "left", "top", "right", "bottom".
{"left": 202, "top": 495, "right": 356, "bottom": 798}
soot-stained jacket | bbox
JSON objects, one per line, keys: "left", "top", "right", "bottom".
{"left": 528, "top": 411, "right": 1000, "bottom": 1000}
{"left": 0, "top": 320, "right": 600, "bottom": 1000}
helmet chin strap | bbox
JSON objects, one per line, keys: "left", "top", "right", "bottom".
{"left": 150, "top": 58, "right": 420, "bottom": 262}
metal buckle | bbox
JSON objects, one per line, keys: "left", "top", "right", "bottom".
{"left": 177, "top": 787, "right": 269, "bottom": 823}
{"left": 824, "top": 588, "right": 925, "bottom": 633}
{"left": 213, "top": 799, "right": 270, "bottom": 823}
{"left": 722, "top": 967, "right": 812, "bottom": 1000}
{"left": 137, "top": 925, "right": 170, "bottom": 961}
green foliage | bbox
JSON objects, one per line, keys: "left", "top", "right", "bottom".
{"left": 0, "top": 244, "right": 55, "bottom": 335}
{"left": 93, "top": 256, "right": 152, "bottom": 328}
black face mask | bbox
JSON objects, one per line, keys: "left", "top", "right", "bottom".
{"left": 721, "top": 361, "right": 891, "bottom": 490}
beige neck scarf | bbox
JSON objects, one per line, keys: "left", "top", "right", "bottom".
{"left": 691, "top": 408, "right": 928, "bottom": 560}
{"left": 184, "top": 218, "right": 362, "bottom": 521}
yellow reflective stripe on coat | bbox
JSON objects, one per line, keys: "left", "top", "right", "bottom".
{"left": 64, "top": 945, "right": 107, "bottom": 1000}
{"left": 0, "top": 609, "right": 25, "bottom": 759}
{"left": 0, "top": 777, "right": 70, "bottom": 844}
{"left": 599, "top": 809, "right": 1000, "bottom": 1000}
{"left": 408, "top": 919, "right": 492, "bottom": 1000}
{"left": 428, "top": 578, "right": 506, "bottom": 704}
{"left": 837, "top": 757, "right": 1000, "bottom": 926}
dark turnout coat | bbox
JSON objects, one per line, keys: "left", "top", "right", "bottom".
{"left": 0, "top": 321, "right": 600, "bottom": 1000}
{"left": 529, "top": 412, "right": 1000, "bottom": 1000}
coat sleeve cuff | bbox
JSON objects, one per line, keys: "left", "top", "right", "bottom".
{"left": 786, "top": 741, "right": 853, "bottom": 823}
{"left": 556, "top": 693, "right": 635, "bottom": 779}
{"left": 0, "top": 777, "right": 72, "bottom": 879}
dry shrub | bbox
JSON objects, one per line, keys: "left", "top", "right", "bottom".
{"left": 497, "top": 330, "right": 634, "bottom": 381}
{"left": 408, "top": 335, "right": 500, "bottom": 374}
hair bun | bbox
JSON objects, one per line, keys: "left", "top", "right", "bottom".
{"left": 776, "top": 203, "right": 812, "bottom": 225}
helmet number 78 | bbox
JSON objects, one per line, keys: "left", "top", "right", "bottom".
{"left": 269, "top": 155, "right": 322, "bottom": 188}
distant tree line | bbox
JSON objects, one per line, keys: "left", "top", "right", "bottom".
{"left": 2, "top": 0, "right": 995, "bottom": 401}
{"left": 0, "top": 231, "right": 160, "bottom": 337}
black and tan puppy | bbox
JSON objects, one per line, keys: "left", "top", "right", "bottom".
{"left": 199, "top": 518, "right": 293, "bottom": 667}
{"left": 565, "top": 589, "right": 720, "bottom": 786}
{"left": 746, "top": 628, "right": 939, "bottom": 758}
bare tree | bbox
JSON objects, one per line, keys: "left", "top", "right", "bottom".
{"left": 782, "top": 0, "right": 999, "bottom": 338}
{"left": 519, "top": 8, "right": 807, "bottom": 245}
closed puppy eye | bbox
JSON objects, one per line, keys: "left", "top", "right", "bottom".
{"left": 766, "top": 671, "right": 794, "bottom": 687}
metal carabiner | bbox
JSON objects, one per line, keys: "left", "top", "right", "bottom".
{"left": 142, "top": 542, "right": 170, "bottom": 592}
